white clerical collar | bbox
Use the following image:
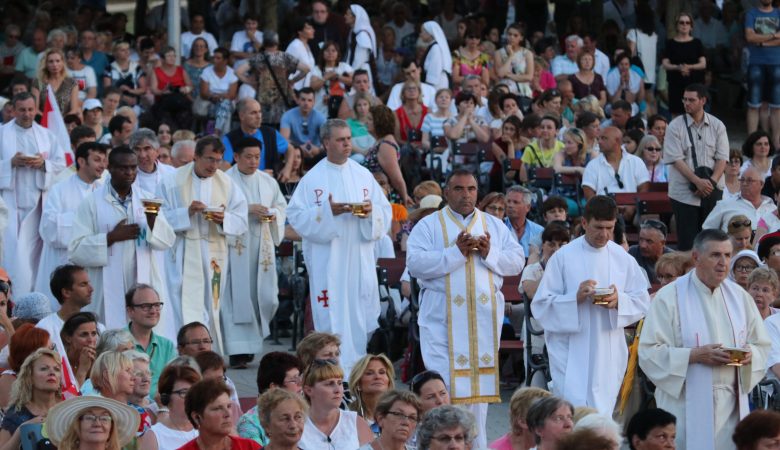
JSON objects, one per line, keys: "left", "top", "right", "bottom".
{"left": 13, "top": 122, "right": 32, "bottom": 132}
{"left": 139, "top": 163, "right": 158, "bottom": 175}
{"left": 192, "top": 167, "right": 212, "bottom": 180}
{"left": 448, "top": 206, "right": 476, "bottom": 224}
{"left": 325, "top": 159, "right": 348, "bottom": 169}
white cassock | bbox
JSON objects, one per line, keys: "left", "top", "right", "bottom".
{"left": 0, "top": 196, "right": 7, "bottom": 265}
{"left": 158, "top": 163, "right": 248, "bottom": 353}
{"left": 36, "top": 173, "right": 103, "bottom": 309}
{"left": 224, "top": 166, "right": 287, "bottom": 355}
{"left": 68, "top": 183, "right": 177, "bottom": 340}
{"left": 0, "top": 120, "right": 66, "bottom": 294}
{"left": 639, "top": 272, "right": 770, "bottom": 450}
{"left": 135, "top": 162, "right": 176, "bottom": 195}
{"left": 532, "top": 236, "right": 650, "bottom": 415}
{"left": 406, "top": 206, "right": 524, "bottom": 448}
{"left": 287, "top": 158, "right": 391, "bottom": 373}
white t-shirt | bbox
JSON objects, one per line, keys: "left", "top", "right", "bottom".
{"left": 310, "top": 63, "right": 354, "bottom": 116}
{"left": 285, "top": 38, "right": 315, "bottom": 90}
{"left": 626, "top": 28, "right": 658, "bottom": 84}
{"left": 181, "top": 31, "right": 218, "bottom": 60}
{"left": 200, "top": 65, "right": 239, "bottom": 95}
{"left": 67, "top": 66, "right": 97, "bottom": 102}
{"left": 230, "top": 30, "right": 263, "bottom": 69}
{"left": 582, "top": 151, "right": 650, "bottom": 194}
{"left": 605, "top": 68, "right": 642, "bottom": 98}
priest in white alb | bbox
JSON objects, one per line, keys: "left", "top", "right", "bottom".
{"left": 533, "top": 195, "right": 650, "bottom": 415}
{"left": 287, "top": 119, "right": 392, "bottom": 374}
{"left": 68, "top": 146, "right": 176, "bottom": 339}
{"left": 130, "top": 128, "right": 176, "bottom": 194}
{"left": 157, "top": 136, "right": 248, "bottom": 353}
{"left": 639, "top": 228, "right": 770, "bottom": 450}
{"left": 0, "top": 92, "right": 66, "bottom": 294}
{"left": 36, "top": 142, "right": 107, "bottom": 309}
{"left": 406, "top": 169, "right": 525, "bottom": 449}
{"left": 224, "top": 136, "right": 287, "bottom": 368}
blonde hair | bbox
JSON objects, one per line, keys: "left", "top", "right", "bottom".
{"left": 400, "top": 80, "right": 423, "bottom": 105}
{"left": 296, "top": 332, "right": 341, "bottom": 367}
{"left": 257, "top": 388, "right": 309, "bottom": 430}
{"left": 57, "top": 406, "right": 121, "bottom": 450}
{"left": 509, "top": 387, "right": 552, "bottom": 434}
{"left": 573, "top": 406, "right": 599, "bottom": 424}
{"left": 348, "top": 354, "right": 395, "bottom": 416}
{"left": 563, "top": 127, "right": 588, "bottom": 164}
{"left": 575, "top": 95, "right": 605, "bottom": 119}
{"left": 37, "top": 48, "right": 67, "bottom": 85}
{"left": 90, "top": 351, "right": 133, "bottom": 395}
{"left": 413, "top": 180, "right": 443, "bottom": 199}
{"left": 9, "top": 348, "right": 62, "bottom": 411}
{"left": 302, "top": 359, "right": 344, "bottom": 388}
{"left": 172, "top": 129, "right": 197, "bottom": 143}
{"left": 748, "top": 267, "right": 780, "bottom": 294}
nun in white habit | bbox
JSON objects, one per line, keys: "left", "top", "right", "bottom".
{"left": 345, "top": 5, "right": 376, "bottom": 77}
{"left": 420, "top": 21, "right": 452, "bottom": 91}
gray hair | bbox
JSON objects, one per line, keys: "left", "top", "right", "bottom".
{"left": 172, "top": 139, "right": 196, "bottom": 158}
{"left": 236, "top": 97, "right": 260, "bottom": 115}
{"left": 693, "top": 229, "right": 731, "bottom": 253}
{"left": 122, "top": 349, "right": 150, "bottom": 363}
{"left": 320, "top": 118, "right": 350, "bottom": 142}
{"left": 460, "top": 74, "right": 481, "bottom": 90}
{"left": 565, "top": 34, "right": 584, "bottom": 47}
{"left": 47, "top": 28, "right": 67, "bottom": 44}
{"left": 526, "top": 396, "right": 575, "bottom": 444}
{"left": 636, "top": 135, "right": 660, "bottom": 158}
{"left": 166, "top": 355, "right": 202, "bottom": 374}
{"left": 506, "top": 185, "right": 533, "bottom": 204}
{"left": 263, "top": 30, "right": 279, "bottom": 46}
{"left": 129, "top": 128, "right": 160, "bottom": 150}
{"left": 417, "top": 405, "right": 476, "bottom": 450}
{"left": 573, "top": 413, "right": 623, "bottom": 445}
{"left": 96, "top": 329, "right": 135, "bottom": 356}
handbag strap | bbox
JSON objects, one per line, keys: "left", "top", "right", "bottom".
{"left": 262, "top": 53, "right": 293, "bottom": 106}
{"left": 683, "top": 114, "right": 701, "bottom": 169}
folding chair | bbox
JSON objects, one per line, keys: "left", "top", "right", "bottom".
{"left": 523, "top": 292, "right": 551, "bottom": 388}
{"left": 554, "top": 172, "right": 583, "bottom": 215}
{"left": 751, "top": 378, "right": 780, "bottom": 411}
{"left": 527, "top": 167, "right": 555, "bottom": 193}
{"left": 452, "top": 142, "right": 488, "bottom": 190}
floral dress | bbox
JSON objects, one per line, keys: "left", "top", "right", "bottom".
{"left": 248, "top": 51, "right": 300, "bottom": 124}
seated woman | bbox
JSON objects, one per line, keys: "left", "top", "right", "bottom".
{"left": 257, "top": 388, "right": 307, "bottom": 450}
{"left": 479, "top": 192, "right": 507, "bottom": 221}
{"left": 90, "top": 351, "right": 150, "bottom": 435}
{"left": 747, "top": 267, "right": 779, "bottom": 320}
{"left": 421, "top": 89, "right": 453, "bottom": 175}
{"left": 299, "top": 359, "right": 373, "bottom": 448}
{"left": 198, "top": 47, "right": 239, "bottom": 135}
{"left": 409, "top": 370, "right": 451, "bottom": 415}
{"left": 490, "top": 115, "right": 524, "bottom": 191}
{"left": 349, "top": 354, "right": 395, "bottom": 435}
{"left": 238, "top": 352, "right": 304, "bottom": 445}
{"left": 394, "top": 81, "right": 428, "bottom": 147}
{"left": 526, "top": 396, "right": 575, "bottom": 450}
{"left": 728, "top": 215, "right": 754, "bottom": 252}
{"left": 45, "top": 395, "right": 139, "bottom": 450}
{"left": 606, "top": 52, "right": 644, "bottom": 112}
{"left": 654, "top": 252, "right": 694, "bottom": 288}
{"left": 150, "top": 46, "right": 194, "bottom": 131}
{"left": 635, "top": 135, "right": 666, "bottom": 183}
{"left": 520, "top": 114, "right": 564, "bottom": 182}
{"left": 416, "top": 405, "right": 476, "bottom": 450}
{"left": 553, "top": 128, "right": 590, "bottom": 214}
{"left": 124, "top": 350, "right": 154, "bottom": 418}
{"left": 733, "top": 410, "right": 780, "bottom": 450}
{"left": 729, "top": 249, "right": 761, "bottom": 291}
{"left": 347, "top": 93, "right": 377, "bottom": 161}
{"left": 489, "top": 387, "right": 552, "bottom": 450}
{"left": 358, "top": 390, "right": 421, "bottom": 450}
{"left": 137, "top": 364, "right": 201, "bottom": 450}
{"left": 61, "top": 311, "right": 100, "bottom": 390}
{"left": 0, "top": 348, "right": 62, "bottom": 448}
{"left": 0, "top": 324, "right": 50, "bottom": 410}
{"left": 180, "top": 378, "right": 261, "bottom": 450}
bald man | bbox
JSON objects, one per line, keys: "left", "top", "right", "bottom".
{"left": 703, "top": 166, "right": 775, "bottom": 232}
{"left": 583, "top": 126, "right": 649, "bottom": 221}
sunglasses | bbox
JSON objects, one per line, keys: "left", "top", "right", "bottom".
{"left": 614, "top": 172, "right": 624, "bottom": 189}
{"left": 645, "top": 147, "right": 662, "bottom": 152}
{"left": 730, "top": 220, "right": 752, "bottom": 228}
{"left": 678, "top": 20, "right": 691, "bottom": 25}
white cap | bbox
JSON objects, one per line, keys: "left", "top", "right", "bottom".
{"left": 82, "top": 98, "right": 103, "bottom": 111}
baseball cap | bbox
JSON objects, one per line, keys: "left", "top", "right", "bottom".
{"left": 82, "top": 98, "right": 103, "bottom": 111}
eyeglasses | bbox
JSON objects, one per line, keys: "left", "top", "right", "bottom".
{"left": 130, "top": 302, "right": 164, "bottom": 311}
{"left": 678, "top": 20, "right": 692, "bottom": 25}
{"left": 645, "top": 147, "right": 662, "bottom": 152}
{"left": 409, "top": 370, "right": 443, "bottom": 393}
{"left": 729, "top": 159, "right": 743, "bottom": 165}
{"left": 386, "top": 410, "right": 419, "bottom": 423}
{"left": 485, "top": 205, "right": 506, "bottom": 213}
{"left": 739, "top": 178, "right": 761, "bottom": 184}
{"left": 134, "top": 370, "right": 152, "bottom": 380}
{"left": 80, "top": 414, "right": 113, "bottom": 424}
{"left": 614, "top": 172, "right": 624, "bottom": 189}
{"left": 734, "top": 264, "right": 758, "bottom": 273}
{"left": 171, "top": 388, "right": 189, "bottom": 398}
{"left": 0, "top": 280, "right": 9, "bottom": 295}
{"left": 432, "top": 434, "right": 466, "bottom": 444}
{"left": 182, "top": 338, "right": 213, "bottom": 346}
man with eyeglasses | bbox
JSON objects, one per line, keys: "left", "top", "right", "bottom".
{"left": 157, "top": 136, "right": 248, "bottom": 354}
{"left": 628, "top": 220, "right": 673, "bottom": 284}
{"left": 583, "top": 126, "right": 649, "bottom": 222}
{"left": 176, "top": 321, "right": 214, "bottom": 357}
{"left": 663, "top": 83, "right": 729, "bottom": 251}
{"left": 703, "top": 166, "right": 775, "bottom": 233}
{"left": 125, "top": 283, "right": 175, "bottom": 395}
{"left": 640, "top": 229, "right": 770, "bottom": 450}
{"left": 69, "top": 146, "right": 175, "bottom": 335}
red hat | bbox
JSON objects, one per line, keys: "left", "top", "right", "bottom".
{"left": 0, "top": 268, "right": 9, "bottom": 282}
{"left": 758, "top": 231, "right": 780, "bottom": 261}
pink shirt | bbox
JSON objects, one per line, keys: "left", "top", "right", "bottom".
{"left": 489, "top": 433, "right": 514, "bottom": 450}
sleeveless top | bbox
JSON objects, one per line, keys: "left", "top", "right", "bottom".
{"left": 363, "top": 138, "right": 400, "bottom": 174}
{"left": 149, "top": 422, "right": 199, "bottom": 450}
{"left": 496, "top": 47, "right": 532, "bottom": 96}
{"left": 154, "top": 66, "right": 186, "bottom": 91}
{"left": 395, "top": 105, "right": 428, "bottom": 142}
{"left": 33, "top": 78, "right": 77, "bottom": 113}
{"left": 299, "top": 410, "right": 360, "bottom": 450}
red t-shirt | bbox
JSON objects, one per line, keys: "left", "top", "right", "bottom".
{"left": 177, "top": 436, "right": 261, "bottom": 450}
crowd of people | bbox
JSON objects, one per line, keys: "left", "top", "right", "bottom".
{"left": 3, "top": 0, "right": 780, "bottom": 449}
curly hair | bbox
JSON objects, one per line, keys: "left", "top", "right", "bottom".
{"left": 9, "top": 348, "right": 62, "bottom": 411}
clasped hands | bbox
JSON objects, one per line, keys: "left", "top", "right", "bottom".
{"left": 455, "top": 231, "right": 490, "bottom": 259}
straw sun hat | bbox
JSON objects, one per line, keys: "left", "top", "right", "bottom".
{"left": 45, "top": 396, "right": 140, "bottom": 446}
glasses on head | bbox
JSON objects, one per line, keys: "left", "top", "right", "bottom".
{"left": 642, "top": 219, "right": 667, "bottom": 235}
{"left": 409, "top": 370, "right": 442, "bottom": 393}
{"left": 432, "top": 434, "right": 466, "bottom": 444}
{"left": 614, "top": 172, "right": 624, "bottom": 189}
{"left": 645, "top": 146, "right": 662, "bottom": 152}
{"left": 386, "top": 410, "right": 419, "bottom": 423}
{"left": 183, "top": 338, "right": 213, "bottom": 346}
{"left": 130, "top": 302, "right": 164, "bottom": 312}
{"left": 301, "top": 120, "right": 309, "bottom": 136}
{"left": 730, "top": 220, "right": 752, "bottom": 228}
{"left": 80, "top": 414, "right": 113, "bottom": 424}
{"left": 734, "top": 264, "right": 758, "bottom": 273}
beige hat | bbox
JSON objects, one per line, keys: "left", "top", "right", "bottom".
{"left": 408, "top": 194, "right": 443, "bottom": 222}
{"left": 46, "top": 396, "right": 140, "bottom": 446}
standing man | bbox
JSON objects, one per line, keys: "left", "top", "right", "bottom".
{"left": 79, "top": 30, "right": 109, "bottom": 98}
{"left": 125, "top": 283, "right": 176, "bottom": 395}
{"left": 0, "top": 92, "right": 66, "bottom": 295}
{"left": 745, "top": 0, "right": 780, "bottom": 148}
{"left": 639, "top": 229, "right": 770, "bottom": 450}
{"left": 533, "top": 195, "right": 651, "bottom": 415}
{"left": 628, "top": 220, "right": 673, "bottom": 284}
{"left": 663, "top": 83, "right": 729, "bottom": 251}
{"left": 69, "top": 146, "right": 176, "bottom": 337}
{"left": 130, "top": 128, "right": 176, "bottom": 194}
{"left": 224, "top": 137, "right": 287, "bottom": 368}
{"left": 158, "top": 136, "right": 248, "bottom": 353}
{"left": 406, "top": 169, "right": 525, "bottom": 448}
{"left": 36, "top": 142, "right": 107, "bottom": 308}
{"left": 504, "top": 186, "right": 543, "bottom": 258}
{"left": 310, "top": 0, "right": 348, "bottom": 61}
{"left": 287, "top": 119, "right": 392, "bottom": 373}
